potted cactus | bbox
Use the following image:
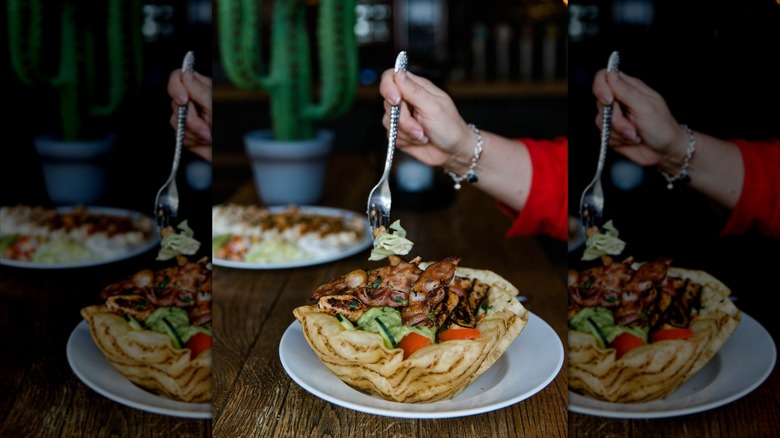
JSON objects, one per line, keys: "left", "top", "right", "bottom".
{"left": 217, "top": 0, "right": 358, "bottom": 205}
{"left": 8, "top": 0, "right": 143, "bottom": 204}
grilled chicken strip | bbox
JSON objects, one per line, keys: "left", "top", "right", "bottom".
{"left": 402, "top": 256, "right": 461, "bottom": 326}
{"left": 311, "top": 269, "right": 368, "bottom": 300}
{"left": 432, "top": 290, "right": 460, "bottom": 328}
{"left": 105, "top": 294, "right": 155, "bottom": 321}
{"left": 318, "top": 294, "right": 369, "bottom": 322}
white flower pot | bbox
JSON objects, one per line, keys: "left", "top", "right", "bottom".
{"left": 244, "top": 129, "right": 333, "bottom": 205}
{"left": 34, "top": 133, "right": 116, "bottom": 205}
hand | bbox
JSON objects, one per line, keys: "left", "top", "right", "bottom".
{"left": 167, "top": 68, "right": 213, "bottom": 162}
{"left": 379, "top": 69, "right": 475, "bottom": 174}
{"left": 592, "top": 69, "right": 691, "bottom": 172}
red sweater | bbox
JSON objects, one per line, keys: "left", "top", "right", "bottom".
{"left": 499, "top": 137, "right": 568, "bottom": 240}
{"left": 721, "top": 138, "right": 780, "bottom": 238}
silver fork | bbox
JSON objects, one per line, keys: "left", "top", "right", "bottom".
{"left": 155, "top": 50, "right": 195, "bottom": 236}
{"left": 367, "top": 51, "right": 408, "bottom": 235}
{"left": 580, "top": 50, "right": 620, "bottom": 232}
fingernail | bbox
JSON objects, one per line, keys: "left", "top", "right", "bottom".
{"left": 199, "top": 130, "right": 212, "bottom": 142}
{"left": 175, "top": 93, "right": 188, "bottom": 105}
{"left": 625, "top": 130, "right": 640, "bottom": 143}
{"left": 389, "top": 93, "right": 401, "bottom": 105}
{"left": 411, "top": 130, "right": 428, "bottom": 143}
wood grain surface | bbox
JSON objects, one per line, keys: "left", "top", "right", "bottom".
{"left": 210, "top": 154, "right": 568, "bottom": 437}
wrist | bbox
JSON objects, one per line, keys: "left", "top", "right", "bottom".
{"left": 658, "top": 124, "right": 696, "bottom": 189}
{"left": 445, "top": 123, "right": 484, "bottom": 190}
{"left": 657, "top": 125, "right": 691, "bottom": 173}
{"left": 444, "top": 123, "right": 480, "bottom": 173}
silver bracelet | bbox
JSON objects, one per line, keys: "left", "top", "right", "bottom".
{"left": 447, "top": 123, "right": 484, "bottom": 190}
{"left": 660, "top": 124, "right": 696, "bottom": 190}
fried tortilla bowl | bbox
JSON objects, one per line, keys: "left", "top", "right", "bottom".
{"left": 293, "top": 266, "right": 528, "bottom": 404}
{"left": 80, "top": 305, "right": 211, "bottom": 403}
{"left": 569, "top": 267, "right": 741, "bottom": 404}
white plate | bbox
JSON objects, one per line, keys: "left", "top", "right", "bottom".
{"left": 212, "top": 205, "right": 372, "bottom": 270}
{"left": 279, "top": 311, "right": 564, "bottom": 418}
{"left": 0, "top": 206, "right": 158, "bottom": 269}
{"left": 66, "top": 320, "right": 211, "bottom": 419}
{"left": 569, "top": 312, "right": 776, "bottom": 419}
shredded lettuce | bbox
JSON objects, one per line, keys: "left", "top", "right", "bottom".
{"left": 582, "top": 220, "right": 626, "bottom": 261}
{"left": 245, "top": 239, "right": 308, "bottom": 263}
{"left": 369, "top": 220, "right": 414, "bottom": 261}
{"left": 32, "top": 239, "right": 93, "bottom": 263}
{"left": 157, "top": 220, "right": 201, "bottom": 261}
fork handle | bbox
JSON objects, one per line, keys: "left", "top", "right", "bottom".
{"left": 596, "top": 104, "right": 612, "bottom": 174}
{"left": 172, "top": 51, "right": 195, "bottom": 174}
{"left": 596, "top": 51, "right": 620, "bottom": 175}
{"left": 383, "top": 51, "right": 408, "bottom": 176}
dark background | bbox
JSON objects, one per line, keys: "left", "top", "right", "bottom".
{"left": 211, "top": 0, "right": 569, "bottom": 205}
{"left": 4, "top": 1, "right": 776, "bottom": 332}
{"left": 1, "top": 0, "right": 213, "bottom": 248}
{"left": 568, "top": 0, "right": 780, "bottom": 336}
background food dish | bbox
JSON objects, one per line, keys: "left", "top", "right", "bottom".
{"left": 212, "top": 205, "right": 372, "bottom": 269}
{"left": 66, "top": 320, "right": 211, "bottom": 419}
{"left": 279, "top": 311, "right": 563, "bottom": 418}
{"left": 568, "top": 312, "right": 775, "bottom": 419}
{"left": 0, "top": 206, "right": 158, "bottom": 269}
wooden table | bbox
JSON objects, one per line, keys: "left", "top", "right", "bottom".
{"left": 211, "top": 153, "right": 569, "bottom": 437}
{"left": 567, "top": 217, "right": 780, "bottom": 434}
{"left": 569, "top": 336, "right": 780, "bottom": 437}
{"left": 0, "top": 254, "right": 212, "bottom": 437}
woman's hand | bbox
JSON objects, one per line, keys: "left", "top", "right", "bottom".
{"left": 378, "top": 69, "right": 475, "bottom": 175}
{"left": 167, "top": 69, "right": 213, "bottom": 162}
{"left": 592, "top": 68, "right": 691, "bottom": 173}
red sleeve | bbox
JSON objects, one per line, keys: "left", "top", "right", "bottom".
{"left": 720, "top": 138, "right": 780, "bottom": 238}
{"left": 498, "top": 137, "right": 568, "bottom": 240}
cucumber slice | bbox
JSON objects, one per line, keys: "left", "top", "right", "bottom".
{"left": 375, "top": 317, "right": 397, "bottom": 349}
{"left": 125, "top": 314, "right": 143, "bottom": 330}
{"left": 162, "top": 317, "right": 184, "bottom": 349}
{"left": 587, "top": 317, "right": 609, "bottom": 349}
{"left": 475, "top": 300, "right": 489, "bottom": 320}
{"left": 335, "top": 313, "right": 355, "bottom": 330}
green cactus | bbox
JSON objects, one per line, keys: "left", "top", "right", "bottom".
{"left": 218, "top": 0, "right": 359, "bottom": 141}
{"left": 8, "top": 0, "right": 144, "bottom": 141}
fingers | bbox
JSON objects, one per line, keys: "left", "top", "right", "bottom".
{"left": 167, "top": 69, "right": 188, "bottom": 105}
{"left": 381, "top": 73, "right": 429, "bottom": 144}
{"left": 182, "top": 71, "right": 213, "bottom": 113}
{"left": 381, "top": 102, "right": 428, "bottom": 144}
{"left": 592, "top": 69, "right": 613, "bottom": 106}
{"left": 379, "top": 68, "right": 401, "bottom": 105}
{"left": 186, "top": 101, "right": 212, "bottom": 144}
{"left": 594, "top": 69, "right": 660, "bottom": 145}
{"left": 169, "top": 101, "right": 212, "bottom": 146}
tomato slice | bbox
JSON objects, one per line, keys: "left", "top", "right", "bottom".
{"left": 398, "top": 332, "right": 431, "bottom": 360}
{"left": 611, "top": 332, "right": 644, "bottom": 359}
{"left": 651, "top": 327, "right": 693, "bottom": 343}
{"left": 437, "top": 328, "right": 481, "bottom": 342}
{"left": 186, "top": 332, "right": 212, "bottom": 359}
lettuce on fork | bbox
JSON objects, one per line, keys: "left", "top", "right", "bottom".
{"left": 369, "top": 220, "right": 414, "bottom": 261}
{"left": 582, "top": 220, "right": 626, "bottom": 261}
{"left": 158, "top": 220, "right": 201, "bottom": 261}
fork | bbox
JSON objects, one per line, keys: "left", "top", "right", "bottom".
{"left": 579, "top": 50, "right": 620, "bottom": 232}
{"left": 367, "top": 50, "right": 408, "bottom": 235}
{"left": 155, "top": 50, "right": 195, "bottom": 236}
